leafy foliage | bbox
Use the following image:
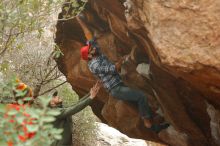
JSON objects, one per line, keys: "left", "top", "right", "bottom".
{"left": 0, "top": 0, "right": 87, "bottom": 56}
{"left": 0, "top": 0, "right": 92, "bottom": 146}
{"left": 0, "top": 78, "right": 62, "bottom": 146}
{"left": 62, "top": 0, "right": 88, "bottom": 20}
{"left": 0, "top": 0, "right": 88, "bottom": 97}
{"left": 52, "top": 44, "right": 64, "bottom": 59}
{"left": 0, "top": 0, "right": 56, "bottom": 56}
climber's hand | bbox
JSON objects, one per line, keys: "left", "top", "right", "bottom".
{"left": 122, "top": 54, "right": 130, "bottom": 64}
{"left": 77, "top": 13, "right": 86, "bottom": 21}
{"left": 89, "top": 81, "right": 101, "bottom": 99}
{"left": 115, "top": 54, "right": 130, "bottom": 72}
{"left": 115, "top": 61, "right": 122, "bottom": 72}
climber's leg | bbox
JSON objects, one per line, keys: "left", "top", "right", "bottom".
{"left": 110, "top": 84, "right": 153, "bottom": 119}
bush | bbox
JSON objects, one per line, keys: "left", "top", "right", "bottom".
{"left": 0, "top": 77, "right": 62, "bottom": 146}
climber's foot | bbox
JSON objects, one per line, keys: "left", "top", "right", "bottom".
{"left": 152, "top": 115, "right": 165, "bottom": 125}
{"left": 150, "top": 123, "right": 170, "bottom": 133}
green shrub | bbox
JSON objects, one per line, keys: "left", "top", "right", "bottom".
{"left": 0, "top": 77, "right": 62, "bottom": 146}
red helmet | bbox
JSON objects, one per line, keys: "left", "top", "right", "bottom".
{"left": 80, "top": 45, "right": 90, "bottom": 60}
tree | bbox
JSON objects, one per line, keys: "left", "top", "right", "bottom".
{"left": 0, "top": 0, "right": 88, "bottom": 97}
{"left": 0, "top": 0, "right": 60, "bottom": 56}
{"left": 0, "top": 1, "right": 93, "bottom": 146}
{"left": 0, "top": 0, "right": 87, "bottom": 56}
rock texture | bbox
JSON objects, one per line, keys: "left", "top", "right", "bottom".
{"left": 55, "top": 0, "right": 220, "bottom": 145}
{"left": 96, "top": 122, "right": 164, "bottom": 146}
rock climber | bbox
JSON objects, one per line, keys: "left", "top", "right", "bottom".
{"left": 77, "top": 13, "right": 169, "bottom": 132}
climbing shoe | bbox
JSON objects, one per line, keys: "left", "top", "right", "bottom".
{"left": 150, "top": 123, "right": 170, "bottom": 133}
{"left": 152, "top": 115, "right": 165, "bottom": 125}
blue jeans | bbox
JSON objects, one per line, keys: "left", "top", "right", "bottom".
{"left": 110, "top": 83, "right": 152, "bottom": 119}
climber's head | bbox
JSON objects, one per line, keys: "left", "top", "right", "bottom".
{"left": 49, "top": 91, "right": 63, "bottom": 108}
{"left": 80, "top": 44, "right": 99, "bottom": 61}
{"left": 80, "top": 45, "right": 89, "bottom": 60}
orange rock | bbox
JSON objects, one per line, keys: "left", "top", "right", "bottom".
{"left": 55, "top": 0, "right": 220, "bottom": 145}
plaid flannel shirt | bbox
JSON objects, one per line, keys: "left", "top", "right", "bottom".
{"left": 88, "top": 54, "right": 122, "bottom": 91}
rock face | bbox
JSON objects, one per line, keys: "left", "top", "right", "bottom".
{"left": 96, "top": 122, "right": 163, "bottom": 146}
{"left": 55, "top": 0, "right": 220, "bottom": 145}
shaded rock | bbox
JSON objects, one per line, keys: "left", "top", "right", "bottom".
{"left": 158, "top": 126, "right": 188, "bottom": 146}
{"left": 136, "top": 63, "right": 150, "bottom": 79}
{"left": 207, "top": 103, "right": 220, "bottom": 145}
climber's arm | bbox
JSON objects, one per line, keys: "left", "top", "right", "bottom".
{"left": 57, "top": 96, "right": 92, "bottom": 119}
{"left": 76, "top": 15, "right": 93, "bottom": 41}
{"left": 66, "top": 93, "right": 90, "bottom": 107}
{"left": 56, "top": 82, "right": 100, "bottom": 119}
{"left": 114, "top": 54, "right": 130, "bottom": 72}
{"left": 78, "top": 93, "right": 90, "bottom": 102}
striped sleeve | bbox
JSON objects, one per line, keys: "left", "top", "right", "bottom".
{"left": 89, "top": 59, "right": 116, "bottom": 74}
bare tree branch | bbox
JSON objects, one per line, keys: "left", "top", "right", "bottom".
{"left": 38, "top": 81, "right": 67, "bottom": 96}
{"left": 0, "top": 28, "right": 13, "bottom": 56}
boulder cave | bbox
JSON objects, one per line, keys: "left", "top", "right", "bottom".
{"left": 55, "top": 0, "right": 220, "bottom": 145}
